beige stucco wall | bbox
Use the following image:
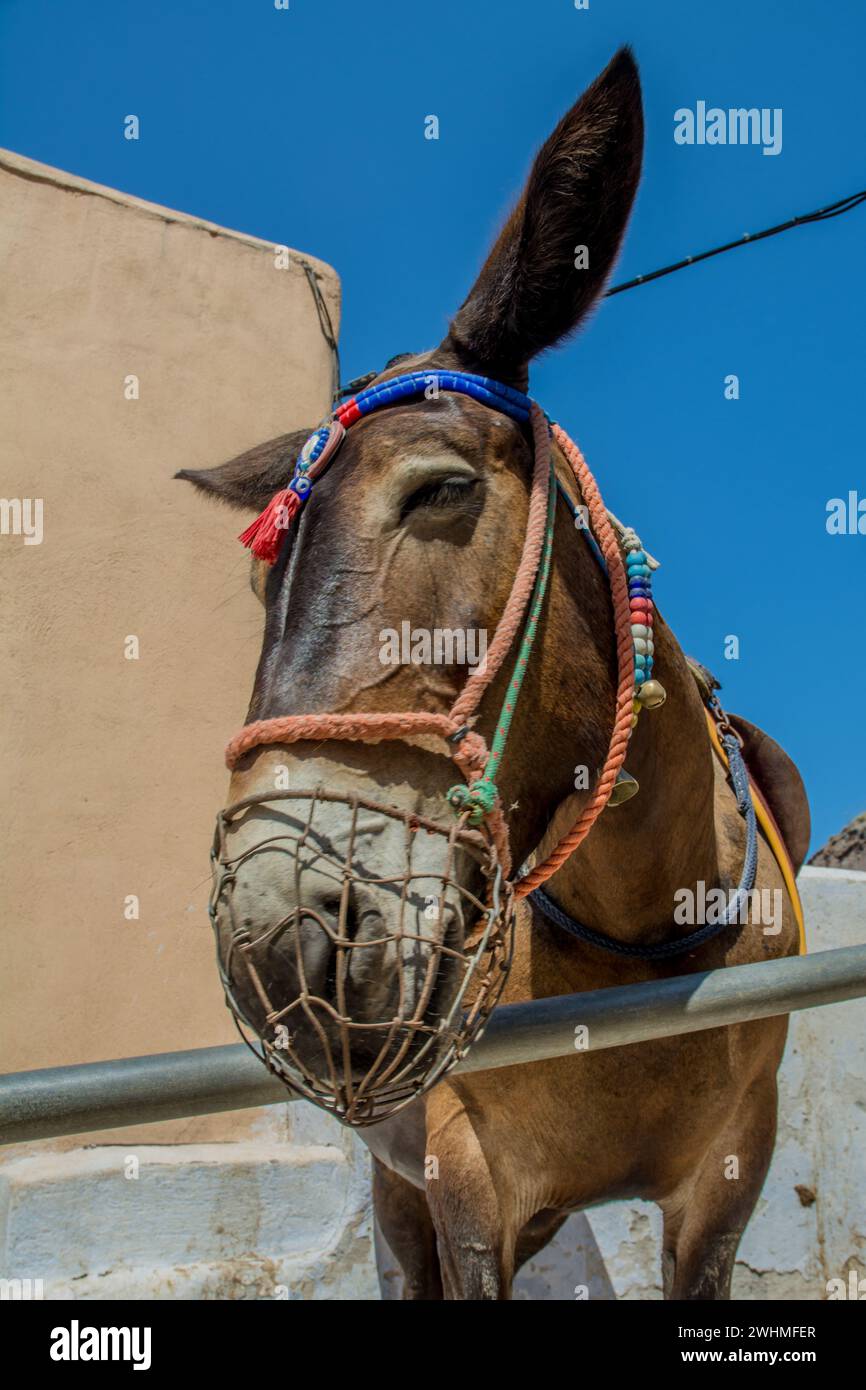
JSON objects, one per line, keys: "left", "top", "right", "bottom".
{"left": 0, "top": 152, "right": 340, "bottom": 1141}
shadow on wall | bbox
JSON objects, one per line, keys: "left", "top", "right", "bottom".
{"left": 375, "top": 1211, "right": 620, "bottom": 1301}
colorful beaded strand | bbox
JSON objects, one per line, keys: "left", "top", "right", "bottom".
{"left": 621, "top": 528, "right": 665, "bottom": 723}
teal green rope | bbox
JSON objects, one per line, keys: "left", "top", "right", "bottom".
{"left": 447, "top": 449, "right": 558, "bottom": 825}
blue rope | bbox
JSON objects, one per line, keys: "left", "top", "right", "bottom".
{"left": 529, "top": 731, "right": 759, "bottom": 961}
{"left": 555, "top": 479, "right": 608, "bottom": 574}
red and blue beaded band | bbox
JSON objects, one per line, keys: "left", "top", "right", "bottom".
{"left": 237, "top": 371, "right": 530, "bottom": 565}
{"left": 335, "top": 369, "right": 532, "bottom": 427}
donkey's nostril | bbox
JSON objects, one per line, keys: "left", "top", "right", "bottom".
{"left": 317, "top": 888, "right": 361, "bottom": 941}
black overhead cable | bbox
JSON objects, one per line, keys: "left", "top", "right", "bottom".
{"left": 605, "top": 187, "right": 866, "bottom": 296}
{"left": 330, "top": 186, "right": 866, "bottom": 394}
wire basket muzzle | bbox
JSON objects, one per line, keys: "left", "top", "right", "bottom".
{"left": 208, "top": 787, "right": 515, "bottom": 1125}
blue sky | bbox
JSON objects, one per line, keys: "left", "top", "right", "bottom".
{"left": 1, "top": 0, "right": 863, "bottom": 852}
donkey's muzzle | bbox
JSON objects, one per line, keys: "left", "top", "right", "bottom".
{"left": 208, "top": 787, "right": 514, "bottom": 1126}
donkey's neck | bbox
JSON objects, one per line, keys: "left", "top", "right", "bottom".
{"left": 515, "top": 467, "right": 722, "bottom": 948}
{"left": 546, "top": 621, "right": 719, "bottom": 945}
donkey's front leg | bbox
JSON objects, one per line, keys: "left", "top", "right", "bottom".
{"left": 424, "top": 1085, "right": 517, "bottom": 1300}
{"left": 372, "top": 1156, "right": 443, "bottom": 1300}
{"left": 660, "top": 1067, "right": 781, "bottom": 1300}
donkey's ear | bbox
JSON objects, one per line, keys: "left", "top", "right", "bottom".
{"left": 443, "top": 47, "right": 643, "bottom": 383}
{"left": 176, "top": 429, "right": 312, "bottom": 512}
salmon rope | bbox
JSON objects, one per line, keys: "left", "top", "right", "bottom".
{"left": 514, "top": 423, "right": 635, "bottom": 896}
{"left": 224, "top": 396, "right": 636, "bottom": 891}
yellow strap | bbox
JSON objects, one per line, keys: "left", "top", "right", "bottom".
{"left": 704, "top": 711, "right": 806, "bottom": 955}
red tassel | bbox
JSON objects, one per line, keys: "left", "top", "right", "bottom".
{"left": 238, "top": 488, "right": 302, "bottom": 564}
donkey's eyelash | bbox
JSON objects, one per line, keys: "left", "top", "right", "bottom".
{"left": 402, "top": 476, "right": 480, "bottom": 517}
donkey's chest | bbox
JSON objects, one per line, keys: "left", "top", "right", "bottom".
{"left": 360, "top": 1007, "right": 786, "bottom": 1203}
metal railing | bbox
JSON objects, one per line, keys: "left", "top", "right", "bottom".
{"left": 2, "top": 944, "right": 866, "bottom": 1146}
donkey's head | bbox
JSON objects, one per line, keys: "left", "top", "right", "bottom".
{"left": 180, "top": 49, "right": 643, "bottom": 1118}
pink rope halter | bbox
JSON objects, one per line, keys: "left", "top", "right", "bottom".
{"left": 225, "top": 379, "right": 637, "bottom": 895}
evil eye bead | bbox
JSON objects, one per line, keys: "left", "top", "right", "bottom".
{"left": 298, "top": 426, "right": 329, "bottom": 468}
{"left": 290, "top": 475, "right": 312, "bottom": 497}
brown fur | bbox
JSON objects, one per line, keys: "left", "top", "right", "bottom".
{"left": 182, "top": 49, "right": 806, "bottom": 1299}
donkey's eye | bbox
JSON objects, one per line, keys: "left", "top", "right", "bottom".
{"left": 401, "top": 475, "right": 480, "bottom": 519}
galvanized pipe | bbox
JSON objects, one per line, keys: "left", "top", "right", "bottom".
{"left": 2, "top": 944, "right": 865, "bottom": 1145}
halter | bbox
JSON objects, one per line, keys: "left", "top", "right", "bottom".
{"left": 211, "top": 367, "right": 669, "bottom": 1122}
{"left": 229, "top": 368, "right": 664, "bottom": 889}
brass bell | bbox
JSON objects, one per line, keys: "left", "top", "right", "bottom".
{"left": 607, "top": 768, "right": 640, "bottom": 807}
{"left": 637, "top": 679, "right": 667, "bottom": 710}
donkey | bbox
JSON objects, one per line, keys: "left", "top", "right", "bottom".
{"left": 181, "top": 48, "right": 810, "bottom": 1299}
